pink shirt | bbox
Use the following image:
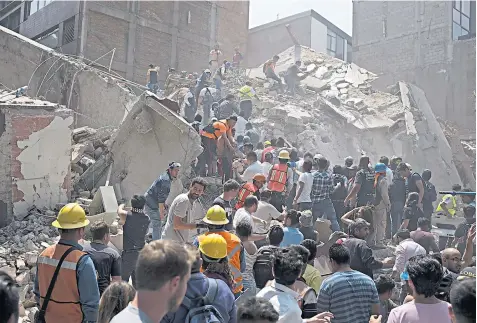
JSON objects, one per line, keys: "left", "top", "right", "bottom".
{"left": 387, "top": 301, "right": 452, "bottom": 323}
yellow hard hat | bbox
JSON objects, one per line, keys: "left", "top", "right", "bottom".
{"left": 203, "top": 205, "right": 229, "bottom": 225}
{"left": 264, "top": 141, "right": 271, "bottom": 146}
{"left": 52, "top": 203, "right": 90, "bottom": 229}
{"left": 199, "top": 233, "right": 228, "bottom": 259}
{"left": 278, "top": 150, "right": 290, "bottom": 160}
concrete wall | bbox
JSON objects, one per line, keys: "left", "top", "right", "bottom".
{"left": 0, "top": 26, "right": 142, "bottom": 130}
{"left": 353, "top": 1, "right": 476, "bottom": 134}
{"left": 108, "top": 94, "right": 202, "bottom": 200}
{"left": 0, "top": 98, "right": 72, "bottom": 224}
{"left": 310, "top": 18, "right": 328, "bottom": 55}
{"left": 247, "top": 15, "right": 311, "bottom": 68}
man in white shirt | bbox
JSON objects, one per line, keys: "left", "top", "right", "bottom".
{"left": 392, "top": 229, "right": 426, "bottom": 278}
{"left": 234, "top": 111, "right": 248, "bottom": 138}
{"left": 254, "top": 190, "right": 286, "bottom": 233}
{"left": 257, "top": 248, "right": 333, "bottom": 323}
{"left": 233, "top": 196, "right": 267, "bottom": 242}
{"left": 293, "top": 159, "right": 314, "bottom": 211}
{"left": 234, "top": 151, "right": 263, "bottom": 183}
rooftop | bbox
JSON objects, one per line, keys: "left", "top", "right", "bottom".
{"left": 249, "top": 9, "right": 352, "bottom": 43}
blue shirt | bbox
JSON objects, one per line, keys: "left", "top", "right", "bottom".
{"left": 34, "top": 239, "right": 100, "bottom": 322}
{"left": 317, "top": 270, "right": 380, "bottom": 323}
{"left": 161, "top": 273, "right": 237, "bottom": 323}
{"left": 145, "top": 172, "right": 171, "bottom": 209}
{"left": 280, "top": 227, "right": 304, "bottom": 247}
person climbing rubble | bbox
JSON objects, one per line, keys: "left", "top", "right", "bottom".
{"left": 195, "top": 69, "right": 212, "bottom": 106}
{"left": 237, "top": 81, "right": 259, "bottom": 120}
{"left": 209, "top": 44, "right": 223, "bottom": 76}
{"left": 263, "top": 55, "right": 283, "bottom": 91}
{"left": 197, "top": 86, "right": 216, "bottom": 124}
{"left": 284, "top": 61, "right": 309, "bottom": 96}
{"left": 146, "top": 64, "right": 159, "bottom": 93}
{"left": 182, "top": 85, "right": 196, "bottom": 123}
{"left": 232, "top": 46, "right": 243, "bottom": 68}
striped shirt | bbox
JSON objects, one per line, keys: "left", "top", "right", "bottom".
{"left": 317, "top": 270, "right": 379, "bottom": 323}
{"left": 311, "top": 171, "right": 333, "bottom": 202}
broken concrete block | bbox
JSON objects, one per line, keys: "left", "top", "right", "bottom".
{"left": 306, "top": 64, "right": 316, "bottom": 72}
{"left": 16, "top": 271, "right": 29, "bottom": 286}
{"left": 345, "top": 63, "right": 369, "bottom": 87}
{"left": 302, "top": 76, "right": 330, "bottom": 92}
{"left": 24, "top": 252, "right": 38, "bottom": 266}
{"left": 16, "top": 258, "right": 26, "bottom": 271}
{"left": 340, "top": 88, "right": 349, "bottom": 94}
{"left": 337, "top": 82, "right": 349, "bottom": 89}
{"left": 0, "top": 265, "right": 16, "bottom": 278}
{"left": 71, "top": 144, "right": 86, "bottom": 163}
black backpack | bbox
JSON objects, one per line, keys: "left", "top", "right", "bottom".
{"left": 423, "top": 181, "right": 437, "bottom": 202}
{"left": 253, "top": 247, "right": 276, "bottom": 289}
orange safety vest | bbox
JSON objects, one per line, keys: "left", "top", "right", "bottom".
{"left": 37, "top": 243, "right": 87, "bottom": 322}
{"left": 235, "top": 182, "right": 258, "bottom": 210}
{"left": 268, "top": 163, "right": 288, "bottom": 193}
{"left": 199, "top": 231, "right": 243, "bottom": 294}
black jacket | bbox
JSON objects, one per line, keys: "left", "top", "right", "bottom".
{"left": 342, "top": 237, "right": 383, "bottom": 278}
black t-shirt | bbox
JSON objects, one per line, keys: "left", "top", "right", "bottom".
{"left": 299, "top": 226, "right": 318, "bottom": 241}
{"left": 213, "top": 196, "right": 236, "bottom": 231}
{"left": 454, "top": 222, "right": 472, "bottom": 254}
{"left": 123, "top": 211, "right": 150, "bottom": 251}
{"left": 406, "top": 172, "right": 422, "bottom": 196}
{"left": 355, "top": 168, "right": 375, "bottom": 205}
{"left": 403, "top": 206, "right": 424, "bottom": 231}
{"left": 83, "top": 242, "right": 121, "bottom": 295}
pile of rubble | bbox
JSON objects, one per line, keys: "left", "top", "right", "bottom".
{"left": 71, "top": 126, "right": 116, "bottom": 200}
{"left": 239, "top": 46, "right": 466, "bottom": 189}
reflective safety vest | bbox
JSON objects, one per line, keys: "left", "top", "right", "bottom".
{"left": 235, "top": 182, "right": 258, "bottom": 210}
{"left": 199, "top": 231, "right": 243, "bottom": 294}
{"left": 436, "top": 194, "right": 457, "bottom": 216}
{"left": 37, "top": 243, "right": 87, "bottom": 322}
{"left": 238, "top": 85, "right": 254, "bottom": 99}
{"left": 268, "top": 163, "right": 288, "bottom": 193}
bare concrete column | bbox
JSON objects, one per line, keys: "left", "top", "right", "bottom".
{"left": 170, "top": 0, "right": 180, "bottom": 69}
{"left": 209, "top": 1, "right": 217, "bottom": 48}
{"left": 126, "top": 0, "right": 138, "bottom": 81}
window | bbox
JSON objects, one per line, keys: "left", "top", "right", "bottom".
{"left": 30, "top": 0, "right": 54, "bottom": 16}
{"left": 336, "top": 35, "right": 344, "bottom": 60}
{"left": 327, "top": 29, "right": 336, "bottom": 56}
{"left": 34, "top": 27, "right": 59, "bottom": 48}
{"left": 453, "top": 0, "right": 475, "bottom": 40}
{"left": 0, "top": 7, "right": 20, "bottom": 32}
{"left": 62, "top": 16, "right": 75, "bottom": 45}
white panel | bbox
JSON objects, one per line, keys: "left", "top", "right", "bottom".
{"left": 310, "top": 18, "right": 328, "bottom": 54}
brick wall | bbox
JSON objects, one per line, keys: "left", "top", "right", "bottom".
{"left": 216, "top": 1, "right": 249, "bottom": 64}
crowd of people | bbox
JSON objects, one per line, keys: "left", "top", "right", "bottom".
{"left": 1, "top": 47, "right": 475, "bottom": 323}
{"left": 0, "top": 137, "right": 475, "bottom": 323}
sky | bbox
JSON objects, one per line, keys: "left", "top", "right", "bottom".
{"left": 249, "top": 0, "right": 353, "bottom": 36}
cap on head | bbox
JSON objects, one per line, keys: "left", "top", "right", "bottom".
{"left": 52, "top": 203, "right": 89, "bottom": 229}
{"left": 264, "top": 140, "right": 271, "bottom": 147}
{"left": 204, "top": 69, "right": 211, "bottom": 74}
{"left": 375, "top": 163, "right": 387, "bottom": 173}
{"left": 253, "top": 173, "right": 266, "bottom": 183}
{"left": 203, "top": 205, "right": 228, "bottom": 225}
{"left": 168, "top": 162, "right": 181, "bottom": 169}
{"left": 279, "top": 150, "right": 290, "bottom": 160}
{"left": 199, "top": 233, "right": 227, "bottom": 259}
{"left": 299, "top": 211, "right": 313, "bottom": 227}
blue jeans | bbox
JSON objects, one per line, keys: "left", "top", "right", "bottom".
{"left": 312, "top": 198, "right": 340, "bottom": 232}
{"left": 144, "top": 206, "right": 162, "bottom": 240}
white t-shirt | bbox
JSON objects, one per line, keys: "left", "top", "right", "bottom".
{"left": 262, "top": 162, "right": 273, "bottom": 178}
{"left": 297, "top": 172, "right": 313, "bottom": 203}
{"left": 242, "top": 161, "right": 264, "bottom": 183}
{"left": 254, "top": 201, "right": 281, "bottom": 233}
{"left": 161, "top": 193, "right": 194, "bottom": 242}
{"left": 234, "top": 116, "right": 248, "bottom": 138}
{"left": 233, "top": 208, "right": 255, "bottom": 232}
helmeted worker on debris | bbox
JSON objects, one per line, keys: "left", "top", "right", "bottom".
{"left": 263, "top": 55, "right": 283, "bottom": 91}
{"left": 237, "top": 81, "right": 259, "bottom": 120}
{"left": 267, "top": 150, "right": 294, "bottom": 212}
{"left": 34, "top": 203, "right": 100, "bottom": 323}
{"left": 194, "top": 205, "right": 246, "bottom": 298}
{"left": 235, "top": 173, "right": 266, "bottom": 210}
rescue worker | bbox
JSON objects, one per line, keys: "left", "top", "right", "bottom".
{"left": 436, "top": 184, "right": 462, "bottom": 217}
{"left": 344, "top": 156, "right": 375, "bottom": 208}
{"left": 267, "top": 150, "right": 294, "bottom": 212}
{"left": 194, "top": 206, "right": 246, "bottom": 297}
{"left": 146, "top": 64, "right": 159, "bottom": 93}
{"left": 144, "top": 162, "right": 181, "bottom": 240}
{"left": 284, "top": 61, "right": 308, "bottom": 96}
{"left": 198, "top": 116, "right": 237, "bottom": 177}
{"left": 263, "top": 55, "right": 283, "bottom": 91}
{"left": 261, "top": 140, "right": 275, "bottom": 163}
{"left": 34, "top": 203, "right": 99, "bottom": 322}
{"left": 235, "top": 173, "right": 266, "bottom": 210}
{"left": 238, "top": 81, "right": 259, "bottom": 120}
{"left": 373, "top": 163, "right": 391, "bottom": 248}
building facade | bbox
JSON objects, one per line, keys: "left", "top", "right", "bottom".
{"left": 0, "top": 0, "right": 249, "bottom": 84}
{"left": 247, "top": 10, "right": 352, "bottom": 68}
{"left": 353, "top": 1, "right": 476, "bottom": 134}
